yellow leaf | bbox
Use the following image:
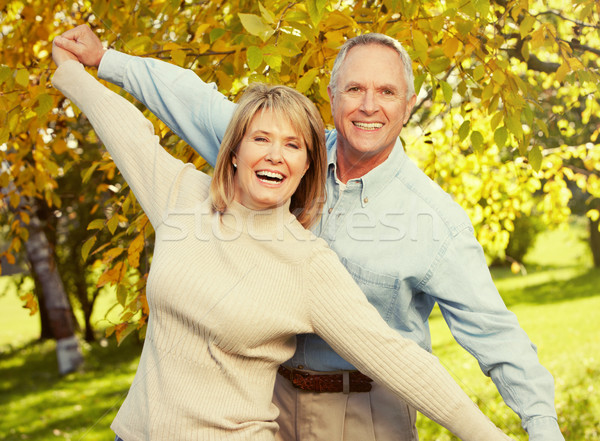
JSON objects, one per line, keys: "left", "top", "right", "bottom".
{"left": 20, "top": 292, "right": 39, "bottom": 316}
{"left": 587, "top": 209, "right": 600, "bottom": 222}
{"left": 555, "top": 63, "right": 570, "bottom": 82}
{"left": 127, "top": 233, "right": 145, "bottom": 268}
{"left": 52, "top": 139, "right": 68, "bottom": 155}
{"left": 510, "top": 261, "right": 521, "bottom": 274}
{"left": 238, "top": 13, "right": 274, "bottom": 42}
{"left": 412, "top": 30, "right": 428, "bottom": 59}
{"left": 171, "top": 49, "right": 187, "bottom": 67}
{"left": 442, "top": 37, "right": 460, "bottom": 59}
{"left": 102, "top": 246, "right": 125, "bottom": 264}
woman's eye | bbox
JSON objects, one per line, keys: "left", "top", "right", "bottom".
{"left": 254, "top": 137, "right": 268, "bottom": 142}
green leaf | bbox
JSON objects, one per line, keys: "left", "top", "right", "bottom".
{"left": 428, "top": 57, "right": 450, "bottom": 75}
{"left": 35, "top": 93, "right": 53, "bottom": 118}
{"left": 108, "top": 214, "right": 120, "bottom": 235}
{"left": 15, "top": 69, "right": 29, "bottom": 88}
{"left": 440, "top": 80, "right": 453, "bottom": 103}
{"left": 473, "top": 64, "right": 485, "bottom": 81}
{"left": 239, "top": 13, "right": 274, "bottom": 42}
{"left": 528, "top": 145, "right": 543, "bottom": 171}
{"left": 87, "top": 219, "right": 105, "bottom": 230}
{"left": 117, "top": 283, "right": 128, "bottom": 306}
{"left": 259, "top": 1, "right": 275, "bottom": 24}
{"left": 519, "top": 15, "right": 536, "bottom": 39}
{"left": 296, "top": 68, "right": 319, "bottom": 94}
{"left": 470, "top": 130, "right": 484, "bottom": 154}
{"left": 413, "top": 73, "right": 426, "bottom": 95}
{"left": 210, "top": 28, "right": 226, "bottom": 43}
{"left": 125, "top": 35, "right": 151, "bottom": 52}
{"left": 473, "top": 0, "right": 490, "bottom": 16}
{"left": 81, "top": 162, "right": 100, "bottom": 184}
{"left": 505, "top": 114, "right": 523, "bottom": 139}
{"left": 264, "top": 54, "right": 282, "bottom": 72}
{"left": 0, "top": 65, "right": 11, "bottom": 84}
{"left": 306, "top": 0, "right": 328, "bottom": 26}
{"left": 247, "top": 46, "right": 263, "bottom": 71}
{"left": 81, "top": 236, "right": 96, "bottom": 262}
{"left": 494, "top": 126, "right": 508, "bottom": 148}
{"left": 458, "top": 120, "right": 471, "bottom": 141}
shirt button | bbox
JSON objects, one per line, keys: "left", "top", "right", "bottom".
{"left": 363, "top": 197, "right": 369, "bottom": 203}
{"left": 328, "top": 208, "right": 333, "bottom": 214}
{"left": 297, "top": 365, "right": 304, "bottom": 370}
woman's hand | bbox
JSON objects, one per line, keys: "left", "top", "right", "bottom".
{"left": 52, "top": 25, "right": 107, "bottom": 68}
{"left": 52, "top": 36, "right": 79, "bottom": 67}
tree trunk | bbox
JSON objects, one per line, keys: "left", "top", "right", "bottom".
{"left": 590, "top": 216, "right": 600, "bottom": 268}
{"left": 25, "top": 209, "right": 83, "bottom": 374}
{"left": 34, "top": 278, "right": 53, "bottom": 340}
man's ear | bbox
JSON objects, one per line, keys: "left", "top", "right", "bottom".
{"left": 404, "top": 94, "right": 417, "bottom": 125}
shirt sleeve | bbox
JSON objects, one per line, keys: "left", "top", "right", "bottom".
{"left": 305, "top": 243, "right": 514, "bottom": 441}
{"left": 424, "top": 226, "right": 563, "bottom": 441}
{"left": 98, "top": 50, "right": 236, "bottom": 167}
{"left": 52, "top": 60, "right": 211, "bottom": 228}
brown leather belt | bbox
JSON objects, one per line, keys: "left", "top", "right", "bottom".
{"left": 278, "top": 365, "right": 373, "bottom": 393}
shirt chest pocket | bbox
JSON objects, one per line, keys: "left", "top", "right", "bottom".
{"left": 340, "top": 257, "right": 401, "bottom": 324}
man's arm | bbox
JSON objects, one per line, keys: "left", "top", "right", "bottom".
{"left": 426, "top": 226, "right": 564, "bottom": 441}
{"left": 54, "top": 25, "right": 235, "bottom": 167}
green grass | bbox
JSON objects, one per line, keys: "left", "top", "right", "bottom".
{"left": 1, "top": 219, "right": 599, "bottom": 440}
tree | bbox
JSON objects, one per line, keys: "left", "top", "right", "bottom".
{"left": 0, "top": 0, "right": 598, "bottom": 343}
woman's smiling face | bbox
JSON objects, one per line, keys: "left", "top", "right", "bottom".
{"left": 232, "top": 109, "right": 309, "bottom": 211}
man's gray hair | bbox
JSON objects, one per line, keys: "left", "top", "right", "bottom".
{"left": 329, "top": 33, "right": 415, "bottom": 100}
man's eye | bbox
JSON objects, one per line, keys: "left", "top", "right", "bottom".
{"left": 348, "top": 86, "right": 361, "bottom": 92}
{"left": 382, "top": 89, "right": 394, "bottom": 95}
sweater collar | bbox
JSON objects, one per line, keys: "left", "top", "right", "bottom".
{"left": 219, "top": 199, "right": 297, "bottom": 239}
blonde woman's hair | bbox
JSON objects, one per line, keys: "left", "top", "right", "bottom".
{"left": 210, "top": 83, "right": 327, "bottom": 229}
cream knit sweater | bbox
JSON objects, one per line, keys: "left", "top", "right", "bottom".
{"left": 53, "top": 61, "right": 513, "bottom": 441}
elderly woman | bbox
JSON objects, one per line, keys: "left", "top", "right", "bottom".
{"left": 51, "top": 42, "right": 513, "bottom": 441}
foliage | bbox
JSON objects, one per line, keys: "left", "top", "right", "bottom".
{"left": 0, "top": 0, "right": 598, "bottom": 340}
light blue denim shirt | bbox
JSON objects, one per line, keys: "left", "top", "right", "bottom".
{"left": 98, "top": 50, "right": 563, "bottom": 441}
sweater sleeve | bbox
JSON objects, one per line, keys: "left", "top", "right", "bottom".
{"left": 52, "top": 61, "right": 211, "bottom": 228}
{"left": 306, "top": 244, "right": 515, "bottom": 441}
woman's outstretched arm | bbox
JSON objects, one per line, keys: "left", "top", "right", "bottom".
{"left": 306, "top": 243, "right": 515, "bottom": 441}
{"left": 52, "top": 46, "right": 210, "bottom": 228}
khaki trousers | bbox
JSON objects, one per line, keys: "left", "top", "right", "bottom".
{"left": 273, "top": 370, "right": 418, "bottom": 441}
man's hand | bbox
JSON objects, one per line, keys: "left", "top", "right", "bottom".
{"left": 53, "top": 25, "right": 106, "bottom": 68}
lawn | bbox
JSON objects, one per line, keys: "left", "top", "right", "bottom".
{"left": 1, "top": 220, "right": 599, "bottom": 440}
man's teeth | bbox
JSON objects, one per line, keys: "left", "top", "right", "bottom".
{"left": 256, "top": 171, "right": 284, "bottom": 182}
{"left": 354, "top": 122, "right": 383, "bottom": 130}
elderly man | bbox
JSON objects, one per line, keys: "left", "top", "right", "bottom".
{"left": 55, "top": 25, "right": 563, "bottom": 441}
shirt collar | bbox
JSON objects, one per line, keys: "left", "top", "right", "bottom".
{"left": 327, "top": 139, "right": 407, "bottom": 207}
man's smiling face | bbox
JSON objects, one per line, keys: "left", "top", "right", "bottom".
{"left": 328, "top": 43, "right": 416, "bottom": 169}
